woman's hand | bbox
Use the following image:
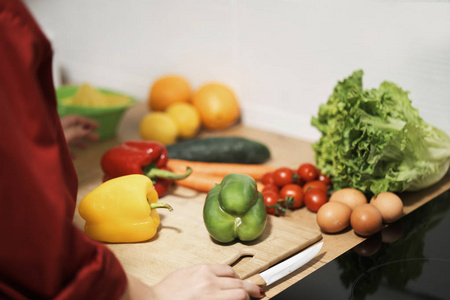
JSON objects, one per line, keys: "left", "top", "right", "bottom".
{"left": 61, "top": 115, "right": 99, "bottom": 150}
{"left": 122, "top": 264, "right": 265, "bottom": 300}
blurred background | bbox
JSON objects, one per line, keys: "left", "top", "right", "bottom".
{"left": 25, "top": 0, "right": 450, "bottom": 141}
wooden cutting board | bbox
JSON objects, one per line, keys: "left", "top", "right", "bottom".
{"left": 104, "top": 187, "right": 321, "bottom": 285}
{"left": 71, "top": 103, "right": 322, "bottom": 286}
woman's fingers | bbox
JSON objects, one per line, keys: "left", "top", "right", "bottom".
{"left": 150, "top": 264, "right": 265, "bottom": 300}
{"left": 219, "top": 289, "right": 251, "bottom": 300}
{"left": 242, "top": 279, "right": 265, "bottom": 299}
{"left": 208, "top": 264, "right": 240, "bottom": 278}
{"left": 204, "top": 265, "right": 265, "bottom": 299}
{"left": 61, "top": 115, "right": 99, "bottom": 148}
{"left": 61, "top": 114, "right": 99, "bottom": 130}
{"left": 215, "top": 277, "right": 264, "bottom": 299}
{"left": 64, "top": 126, "right": 99, "bottom": 146}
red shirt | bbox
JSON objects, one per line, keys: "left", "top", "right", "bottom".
{"left": 0, "top": 1, "right": 127, "bottom": 298}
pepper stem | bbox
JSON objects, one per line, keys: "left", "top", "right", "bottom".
{"left": 149, "top": 202, "right": 173, "bottom": 212}
{"left": 144, "top": 164, "right": 192, "bottom": 181}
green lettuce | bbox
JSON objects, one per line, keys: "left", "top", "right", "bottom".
{"left": 311, "top": 70, "right": 450, "bottom": 195}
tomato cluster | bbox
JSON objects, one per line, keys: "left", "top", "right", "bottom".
{"left": 261, "top": 163, "right": 332, "bottom": 215}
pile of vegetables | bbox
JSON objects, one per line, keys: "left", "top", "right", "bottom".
{"left": 79, "top": 70, "right": 450, "bottom": 245}
{"left": 312, "top": 70, "right": 450, "bottom": 195}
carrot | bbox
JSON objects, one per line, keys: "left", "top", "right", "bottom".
{"left": 174, "top": 172, "right": 265, "bottom": 193}
{"left": 167, "top": 159, "right": 276, "bottom": 181}
{"left": 173, "top": 173, "right": 224, "bottom": 193}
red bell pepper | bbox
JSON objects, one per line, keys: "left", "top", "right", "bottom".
{"left": 101, "top": 140, "right": 191, "bottom": 197}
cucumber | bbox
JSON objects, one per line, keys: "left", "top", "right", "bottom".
{"left": 166, "top": 137, "right": 271, "bottom": 164}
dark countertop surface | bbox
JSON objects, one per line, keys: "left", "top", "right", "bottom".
{"left": 273, "top": 188, "right": 450, "bottom": 300}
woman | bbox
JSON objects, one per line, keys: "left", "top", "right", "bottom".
{"left": 0, "top": 1, "right": 264, "bottom": 299}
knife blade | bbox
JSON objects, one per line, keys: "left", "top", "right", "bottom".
{"left": 246, "top": 241, "right": 323, "bottom": 287}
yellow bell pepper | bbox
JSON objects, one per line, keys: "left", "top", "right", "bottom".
{"left": 78, "top": 174, "right": 172, "bottom": 243}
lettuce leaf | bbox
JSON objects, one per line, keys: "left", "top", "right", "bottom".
{"left": 311, "top": 70, "right": 450, "bottom": 195}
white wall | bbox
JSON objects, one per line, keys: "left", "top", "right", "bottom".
{"left": 25, "top": 0, "right": 450, "bottom": 141}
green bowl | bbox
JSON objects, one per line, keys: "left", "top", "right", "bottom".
{"left": 56, "top": 85, "right": 136, "bottom": 140}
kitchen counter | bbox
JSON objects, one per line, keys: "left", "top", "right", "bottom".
{"left": 71, "top": 102, "right": 450, "bottom": 299}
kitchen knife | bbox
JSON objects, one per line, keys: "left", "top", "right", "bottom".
{"left": 246, "top": 241, "right": 323, "bottom": 287}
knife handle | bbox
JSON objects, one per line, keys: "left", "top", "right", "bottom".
{"left": 246, "top": 273, "right": 267, "bottom": 288}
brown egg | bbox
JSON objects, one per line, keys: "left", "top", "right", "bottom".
{"left": 350, "top": 204, "right": 383, "bottom": 237}
{"left": 316, "top": 202, "right": 352, "bottom": 233}
{"left": 329, "top": 188, "right": 367, "bottom": 210}
{"left": 370, "top": 192, "right": 403, "bottom": 223}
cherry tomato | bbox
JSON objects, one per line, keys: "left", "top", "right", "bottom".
{"left": 297, "top": 163, "right": 318, "bottom": 182}
{"left": 304, "top": 188, "right": 328, "bottom": 212}
{"left": 273, "top": 167, "right": 296, "bottom": 187}
{"left": 261, "top": 172, "right": 275, "bottom": 185}
{"left": 293, "top": 169, "right": 305, "bottom": 186}
{"left": 318, "top": 171, "right": 332, "bottom": 186}
{"left": 280, "top": 184, "right": 304, "bottom": 209}
{"left": 262, "top": 191, "right": 284, "bottom": 215}
{"left": 303, "top": 180, "right": 328, "bottom": 194}
{"left": 262, "top": 183, "right": 279, "bottom": 194}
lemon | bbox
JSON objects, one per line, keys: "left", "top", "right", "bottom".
{"left": 139, "top": 112, "right": 178, "bottom": 145}
{"left": 166, "top": 103, "right": 201, "bottom": 139}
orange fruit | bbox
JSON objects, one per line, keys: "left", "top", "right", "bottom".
{"left": 148, "top": 75, "right": 191, "bottom": 111}
{"left": 192, "top": 82, "right": 240, "bottom": 130}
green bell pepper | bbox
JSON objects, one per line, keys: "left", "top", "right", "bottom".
{"left": 203, "top": 173, "right": 267, "bottom": 243}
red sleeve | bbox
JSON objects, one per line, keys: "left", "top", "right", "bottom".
{"left": 0, "top": 1, "right": 127, "bottom": 299}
